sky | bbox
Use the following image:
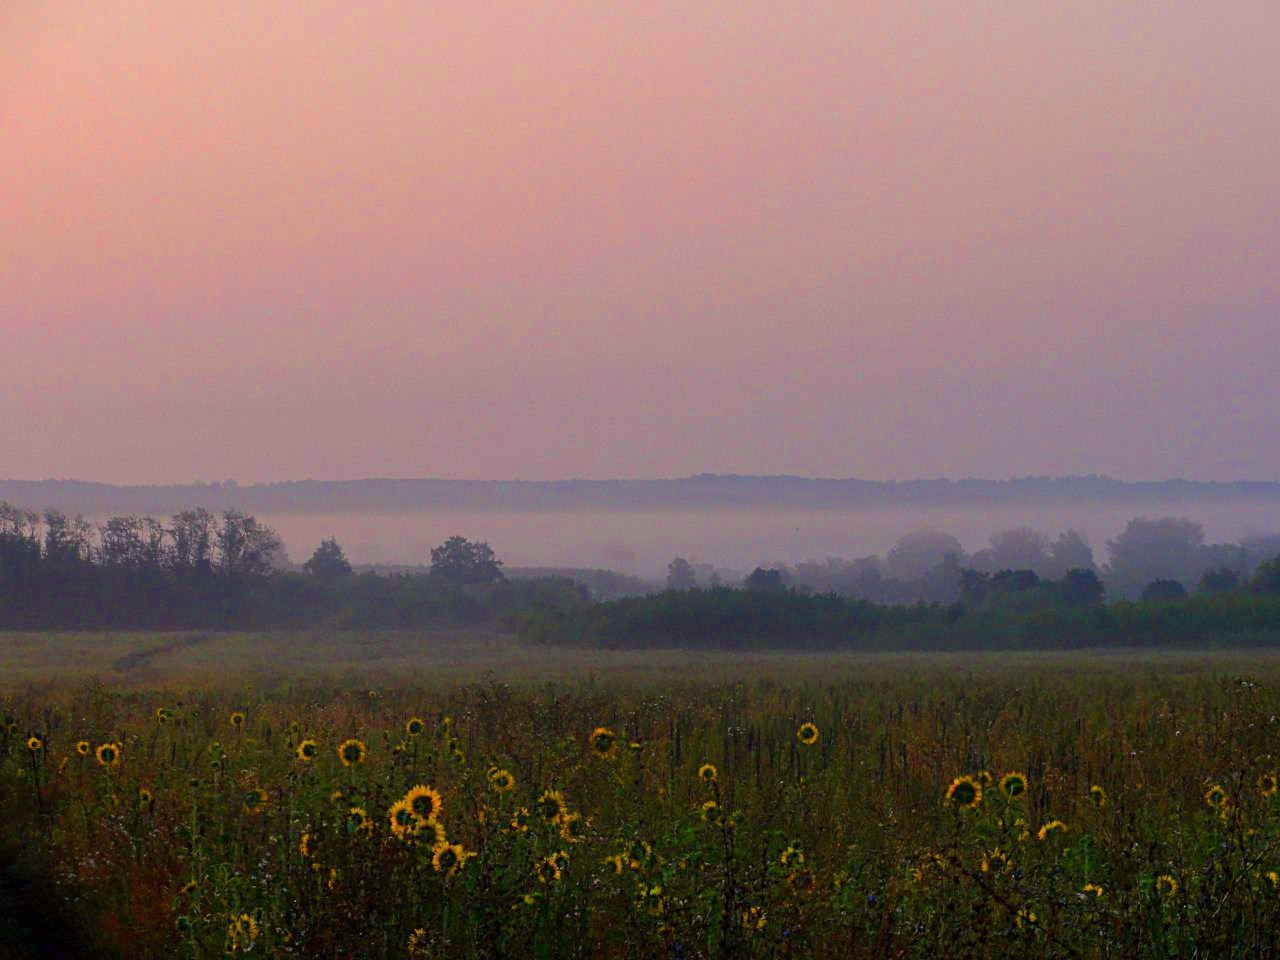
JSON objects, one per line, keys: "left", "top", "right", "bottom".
{"left": 2, "top": 1, "right": 1279, "bottom": 484}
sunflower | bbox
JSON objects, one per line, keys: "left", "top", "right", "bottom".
{"left": 25, "top": 735, "right": 42, "bottom": 752}
{"left": 535, "top": 854, "right": 563, "bottom": 883}
{"left": 299, "top": 832, "right": 319, "bottom": 857}
{"left": 779, "top": 845, "right": 805, "bottom": 869}
{"left": 1089, "top": 784, "right": 1107, "bottom": 807}
{"left": 422, "top": 818, "right": 447, "bottom": 847}
{"left": 1204, "top": 784, "right": 1228, "bottom": 809}
{"left": 229, "top": 712, "right": 246, "bottom": 729}
{"left": 510, "top": 807, "right": 532, "bottom": 833}
{"left": 999, "top": 772, "right": 1028, "bottom": 798}
{"left": 1083, "top": 883, "right": 1105, "bottom": 897}
{"left": 227, "top": 913, "right": 259, "bottom": 949}
{"left": 536, "top": 789, "right": 568, "bottom": 823}
{"left": 701, "top": 799, "right": 722, "bottom": 824}
{"left": 975, "top": 770, "right": 994, "bottom": 788}
{"left": 243, "top": 787, "right": 269, "bottom": 815}
{"left": 946, "top": 775, "right": 982, "bottom": 809}
{"left": 389, "top": 800, "right": 421, "bottom": 839}
{"left": 402, "top": 784, "right": 442, "bottom": 822}
{"left": 178, "top": 880, "right": 199, "bottom": 896}
{"left": 1155, "top": 874, "right": 1179, "bottom": 896}
{"left": 489, "top": 768, "right": 516, "bottom": 793}
{"left": 345, "top": 806, "right": 373, "bottom": 835}
{"left": 1259, "top": 772, "right": 1278, "bottom": 798}
{"left": 155, "top": 707, "right": 171, "bottom": 724}
{"left": 338, "top": 739, "right": 367, "bottom": 766}
{"left": 1266, "top": 870, "right": 1280, "bottom": 889}
{"left": 404, "top": 716, "right": 426, "bottom": 737}
{"left": 1037, "top": 819, "right": 1067, "bottom": 841}
{"left": 407, "top": 928, "right": 428, "bottom": 956}
{"left": 138, "top": 787, "right": 153, "bottom": 804}
{"left": 588, "top": 726, "right": 618, "bottom": 759}
{"left": 604, "top": 853, "right": 625, "bottom": 874}
{"left": 698, "top": 763, "right": 718, "bottom": 783}
{"left": 627, "top": 839, "right": 653, "bottom": 870}
{"left": 741, "top": 906, "right": 767, "bottom": 932}
{"left": 432, "top": 842, "right": 470, "bottom": 878}
{"left": 559, "top": 811, "right": 586, "bottom": 843}
{"left": 796, "top": 722, "right": 819, "bottom": 745}
{"left": 1014, "top": 908, "right": 1037, "bottom": 930}
{"left": 75, "top": 740, "right": 90, "bottom": 756}
{"left": 294, "top": 739, "right": 319, "bottom": 762}
{"left": 95, "top": 742, "right": 122, "bottom": 768}
{"left": 637, "top": 884, "right": 665, "bottom": 916}
{"left": 981, "top": 848, "right": 1008, "bottom": 873}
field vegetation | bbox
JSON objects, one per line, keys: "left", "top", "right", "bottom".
{"left": 5, "top": 646, "right": 1280, "bottom": 957}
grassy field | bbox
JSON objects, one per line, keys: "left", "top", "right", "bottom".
{"left": 6, "top": 634, "right": 1280, "bottom": 958}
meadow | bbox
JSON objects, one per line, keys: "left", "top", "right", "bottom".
{"left": 5, "top": 634, "right": 1280, "bottom": 958}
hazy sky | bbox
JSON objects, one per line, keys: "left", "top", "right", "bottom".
{"left": 3, "top": 2, "right": 1278, "bottom": 483}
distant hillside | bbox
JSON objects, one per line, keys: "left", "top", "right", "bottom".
{"left": 2, "top": 474, "right": 1279, "bottom": 516}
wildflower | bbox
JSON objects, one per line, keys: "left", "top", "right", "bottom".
{"left": 404, "top": 785, "right": 442, "bottom": 822}
{"left": 1083, "top": 883, "right": 1104, "bottom": 897}
{"left": 946, "top": 775, "right": 982, "bottom": 809}
{"left": 589, "top": 726, "right": 618, "bottom": 759}
{"left": 1089, "top": 784, "right": 1107, "bottom": 807}
{"left": 95, "top": 742, "right": 122, "bottom": 768}
{"left": 1204, "top": 785, "right": 1227, "bottom": 809}
{"left": 229, "top": 712, "right": 246, "bottom": 729}
{"left": 1155, "top": 874, "right": 1179, "bottom": 897}
{"left": 489, "top": 768, "right": 516, "bottom": 793}
{"left": 1259, "top": 772, "right": 1278, "bottom": 798}
{"left": 25, "top": 735, "right": 42, "bottom": 752}
{"left": 75, "top": 740, "right": 90, "bottom": 756}
{"left": 345, "top": 806, "right": 373, "bottom": 835}
{"left": 999, "top": 772, "right": 1028, "bottom": 798}
{"left": 698, "top": 763, "right": 718, "bottom": 783}
{"left": 536, "top": 789, "right": 568, "bottom": 823}
{"left": 796, "top": 722, "right": 819, "bottom": 745}
{"left": 432, "top": 843, "right": 471, "bottom": 878}
{"left": 299, "top": 832, "right": 318, "bottom": 857}
{"left": 242, "top": 787, "right": 269, "bottom": 815}
{"left": 535, "top": 854, "right": 563, "bottom": 883}
{"left": 701, "top": 799, "right": 722, "bottom": 825}
{"left": 510, "top": 807, "right": 532, "bottom": 833}
{"left": 405, "top": 717, "right": 426, "bottom": 736}
{"left": 295, "top": 739, "right": 319, "bottom": 762}
{"left": 389, "top": 800, "right": 420, "bottom": 839}
{"left": 1037, "top": 820, "right": 1067, "bottom": 841}
{"left": 227, "top": 913, "right": 258, "bottom": 951}
{"left": 338, "top": 738, "right": 367, "bottom": 766}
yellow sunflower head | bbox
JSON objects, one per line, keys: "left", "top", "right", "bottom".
{"left": 75, "top": 740, "right": 91, "bottom": 756}
{"left": 295, "top": 739, "right": 319, "bottom": 762}
{"left": 701, "top": 799, "right": 722, "bottom": 824}
{"left": 407, "top": 928, "right": 428, "bottom": 955}
{"left": 1155, "top": 874, "right": 1179, "bottom": 897}
{"left": 510, "top": 807, "right": 532, "bottom": 833}
{"left": 95, "top": 742, "right": 121, "bottom": 768}
{"left": 345, "top": 806, "right": 373, "bottom": 835}
{"left": 155, "top": 707, "right": 171, "bottom": 724}
{"left": 559, "top": 811, "right": 586, "bottom": 843}
{"left": 242, "top": 787, "right": 269, "bottom": 815}
{"left": 489, "top": 768, "right": 516, "bottom": 793}
{"left": 604, "top": 853, "right": 625, "bottom": 874}
{"left": 1037, "top": 819, "right": 1067, "bottom": 841}
{"left": 1259, "top": 772, "right": 1278, "bottom": 798}
{"left": 946, "top": 775, "right": 983, "bottom": 809}
{"left": 1089, "top": 784, "right": 1107, "bottom": 807}
{"left": 975, "top": 770, "right": 994, "bottom": 788}
{"left": 589, "top": 726, "right": 618, "bottom": 759}
{"left": 796, "top": 722, "right": 819, "bottom": 745}
{"left": 536, "top": 789, "right": 568, "bottom": 823}
{"left": 404, "top": 784, "right": 442, "bottom": 822}
{"left": 229, "top": 711, "right": 245, "bottom": 729}
{"left": 535, "top": 854, "right": 563, "bottom": 883}
{"left": 405, "top": 717, "right": 426, "bottom": 737}
{"left": 389, "top": 800, "right": 420, "bottom": 839}
{"left": 1083, "top": 882, "right": 1104, "bottom": 897}
{"left": 698, "top": 763, "right": 718, "bottom": 783}
{"left": 432, "top": 842, "right": 470, "bottom": 878}
{"left": 299, "top": 832, "right": 319, "bottom": 857}
{"left": 338, "top": 739, "right": 367, "bottom": 767}
{"left": 422, "top": 818, "right": 447, "bottom": 847}
{"left": 227, "top": 912, "right": 259, "bottom": 949}
{"left": 779, "top": 845, "right": 805, "bottom": 869}
{"left": 1204, "top": 785, "right": 1227, "bottom": 809}
{"left": 999, "top": 772, "right": 1028, "bottom": 798}
{"left": 25, "top": 735, "right": 43, "bottom": 752}
{"left": 138, "top": 787, "right": 153, "bottom": 804}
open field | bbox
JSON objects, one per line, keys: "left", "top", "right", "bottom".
{"left": 7, "top": 639, "right": 1280, "bottom": 957}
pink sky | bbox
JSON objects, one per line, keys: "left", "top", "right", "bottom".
{"left": 3, "top": 2, "right": 1278, "bottom": 483}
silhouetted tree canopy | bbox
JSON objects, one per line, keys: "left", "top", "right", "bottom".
{"left": 1142, "top": 579, "right": 1189, "bottom": 601}
{"left": 429, "top": 535, "right": 505, "bottom": 585}
{"left": 665, "top": 557, "right": 697, "bottom": 590}
{"left": 304, "top": 538, "right": 352, "bottom": 579}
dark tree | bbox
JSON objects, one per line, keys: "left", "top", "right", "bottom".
{"left": 1197, "top": 567, "right": 1242, "bottom": 594}
{"left": 216, "top": 510, "right": 283, "bottom": 578}
{"left": 305, "top": 537, "right": 353, "bottom": 579}
{"left": 1060, "top": 568, "right": 1105, "bottom": 605}
{"left": 745, "top": 567, "right": 786, "bottom": 591}
{"left": 430, "top": 535, "right": 505, "bottom": 585}
{"left": 988, "top": 569, "right": 1041, "bottom": 595}
{"left": 1142, "top": 579, "right": 1188, "bottom": 601}
{"left": 1044, "top": 530, "right": 1096, "bottom": 578}
{"left": 1252, "top": 556, "right": 1280, "bottom": 595}
{"left": 665, "top": 557, "right": 697, "bottom": 590}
